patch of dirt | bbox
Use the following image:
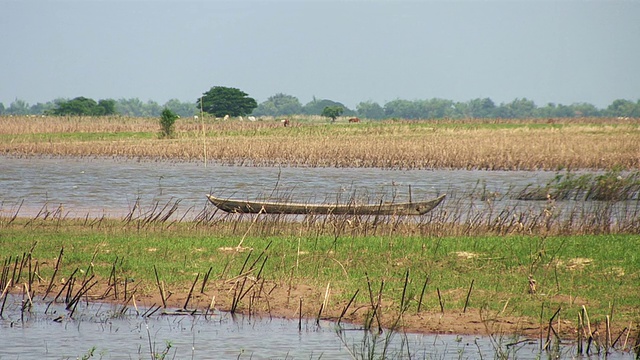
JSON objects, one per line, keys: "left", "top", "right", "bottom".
{"left": 16, "top": 278, "right": 551, "bottom": 338}
{"left": 454, "top": 251, "right": 480, "bottom": 260}
{"left": 560, "top": 257, "right": 594, "bottom": 270}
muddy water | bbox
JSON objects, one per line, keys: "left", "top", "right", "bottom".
{"left": 0, "top": 156, "right": 557, "bottom": 218}
{"left": 1, "top": 294, "right": 622, "bottom": 359}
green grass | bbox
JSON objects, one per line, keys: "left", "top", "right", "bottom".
{"left": 1, "top": 219, "right": 638, "bottom": 328}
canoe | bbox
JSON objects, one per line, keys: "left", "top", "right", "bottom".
{"left": 206, "top": 194, "right": 446, "bottom": 215}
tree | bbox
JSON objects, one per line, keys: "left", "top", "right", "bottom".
{"left": 570, "top": 102, "right": 601, "bottom": 117}
{"left": 50, "top": 97, "right": 96, "bottom": 115}
{"left": 321, "top": 106, "right": 343, "bottom": 122}
{"left": 303, "top": 98, "right": 354, "bottom": 116}
{"left": 7, "top": 99, "right": 30, "bottom": 115}
{"left": 116, "top": 98, "right": 146, "bottom": 116}
{"left": 416, "top": 98, "right": 455, "bottom": 119}
{"left": 159, "top": 108, "right": 179, "bottom": 138}
{"left": 29, "top": 101, "right": 58, "bottom": 115}
{"left": 164, "top": 99, "right": 198, "bottom": 118}
{"left": 606, "top": 99, "right": 639, "bottom": 117}
{"left": 0, "top": 102, "right": 5, "bottom": 115}
{"left": 97, "top": 99, "right": 117, "bottom": 115}
{"left": 144, "top": 100, "right": 163, "bottom": 117}
{"left": 356, "top": 101, "right": 385, "bottom": 119}
{"left": 465, "top": 98, "right": 496, "bottom": 118}
{"left": 49, "top": 97, "right": 117, "bottom": 116}
{"left": 384, "top": 99, "right": 419, "bottom": 119}
{"left": 197, "top": 86, "right": 257, "bottom": 117}
{"left": 497, "top": 98, "right": 536, "bottom": 118}
{"left": 253, "top": 93, "right": 302, "bottom": 116}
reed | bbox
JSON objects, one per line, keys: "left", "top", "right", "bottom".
{"left": 1, "top": 116, "right": 639, "bottom": 170}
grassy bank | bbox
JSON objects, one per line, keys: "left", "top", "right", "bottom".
{"left": 1, "top": 115, "right": 639, "bottom": 170}
{"left": 1, "top": 217, "right": 638, "bottom": 340}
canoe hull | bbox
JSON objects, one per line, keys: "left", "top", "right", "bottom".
{"left": 206, "top": 194, "right": 446, "bottom": 216}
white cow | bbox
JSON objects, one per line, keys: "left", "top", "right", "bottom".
{"left": 248, "top": 116, "right": 256, "bottom": 122}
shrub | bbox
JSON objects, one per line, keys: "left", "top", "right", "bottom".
{"left": 159, "top": 108, "right": 179, "bottom": 138}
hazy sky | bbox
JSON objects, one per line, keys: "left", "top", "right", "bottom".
{"left": 2, "top": 0, "right": 639, "bottom": 109}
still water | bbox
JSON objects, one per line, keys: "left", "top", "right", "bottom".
{"left": 0, "top": 155, "right": 558, "bottom": 219}
{"left": 2, "top": 294, "right": 627, "bottom": 360}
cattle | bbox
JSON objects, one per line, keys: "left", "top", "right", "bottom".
{"left": 281, "top": 119, "right": 290, "bottom": 127}
{"left": 248, "top": 116, "right": 256, "bottom": 122}
{"left": 349, "top": 117, "right": 361, "bottom": 123}
{"left": 223, "top": 114, "right": 230, "bottom": 121}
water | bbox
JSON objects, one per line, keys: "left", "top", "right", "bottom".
{"left": 1, "top": 156, "right": 638, "bottom": 358}
{"left": 0, "top": 155, "right": 558, "bottom": 219}
{"left": 2, "top": 295, "right": 632, "bottom": 359}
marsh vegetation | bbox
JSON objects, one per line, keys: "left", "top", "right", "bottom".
{"left": 1, "top": 115, "right": 639, "bottom": 170}
{"left": 0, "top": 115, "right": 639, "bottom": 357}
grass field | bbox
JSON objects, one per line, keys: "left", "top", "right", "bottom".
{"left": 1, "top": 215, "right": 638, "bottom": 341}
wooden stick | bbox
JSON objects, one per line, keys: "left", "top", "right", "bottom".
{"left": 298, "top": 297, "right": 303, "bottom": 331}
{"left": 400, "top": 270, "right": 409, "bottom": 313}
{"left": 183, "top": 273, "right": 200, "bottom": 310}
{"left": 545, "top": 307, "right": 561, "bottom": 350}
{"left": 42, "top": 247, "right": 64, "bottom": 300}
{"left": 437, "top": 287, "right": 444, "bottom": 314}
{"left": 417, "top": 275, "right": 429, "bottom": 314}
{"left": 200, "top": 266, "right": 212, "bottom": 294}
{"left": 577, "top": 312, "right": 583, "bottom": 355}
{"left": 338, "top": 289, "right": 359, "bottom": 325}
{"left": 463, "top": 279, "right": 474, "bottom": 313}
{"left": 153, "top": 265, "right": 166, "bottom": 308}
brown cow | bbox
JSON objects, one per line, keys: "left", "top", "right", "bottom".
{"left": 348, "top": 117, "right": 360, "bottom": 123}
{"left": 281, "top": 119, "right": 290, "bottom": 127}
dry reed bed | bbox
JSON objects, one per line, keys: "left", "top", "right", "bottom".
{"left": 0, "top": 115, "right": 159, "bottom": 134}
{"left": 1, "top": 116, "right": 639, "bottom": 170}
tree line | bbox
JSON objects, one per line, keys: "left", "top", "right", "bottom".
{"left": 1, "top": 87, "right": 639, "bottom": 119}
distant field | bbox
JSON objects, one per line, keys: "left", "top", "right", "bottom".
{"left": 1, "top": 115, "right": 638, "bottom": 170}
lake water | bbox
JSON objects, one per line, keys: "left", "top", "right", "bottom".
{"left": 2, "top": 294, "right": 633, "bottom": 359}
{"left": 0, "top": 155, "right": 559, "bottom": 219}
{"left": 1, "top": 156, "right": 638, "bottom": 359}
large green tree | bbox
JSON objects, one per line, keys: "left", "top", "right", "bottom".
{"left": 197, "top": 86, "right": 257, "bottom": 117}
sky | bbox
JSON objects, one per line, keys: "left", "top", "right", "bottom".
{"left": 1, "top": 0, "right": 639, "bottom": 110}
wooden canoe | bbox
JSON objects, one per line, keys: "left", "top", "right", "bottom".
{"left": 206, "top": 194, "right": 446, "bottom": 215}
